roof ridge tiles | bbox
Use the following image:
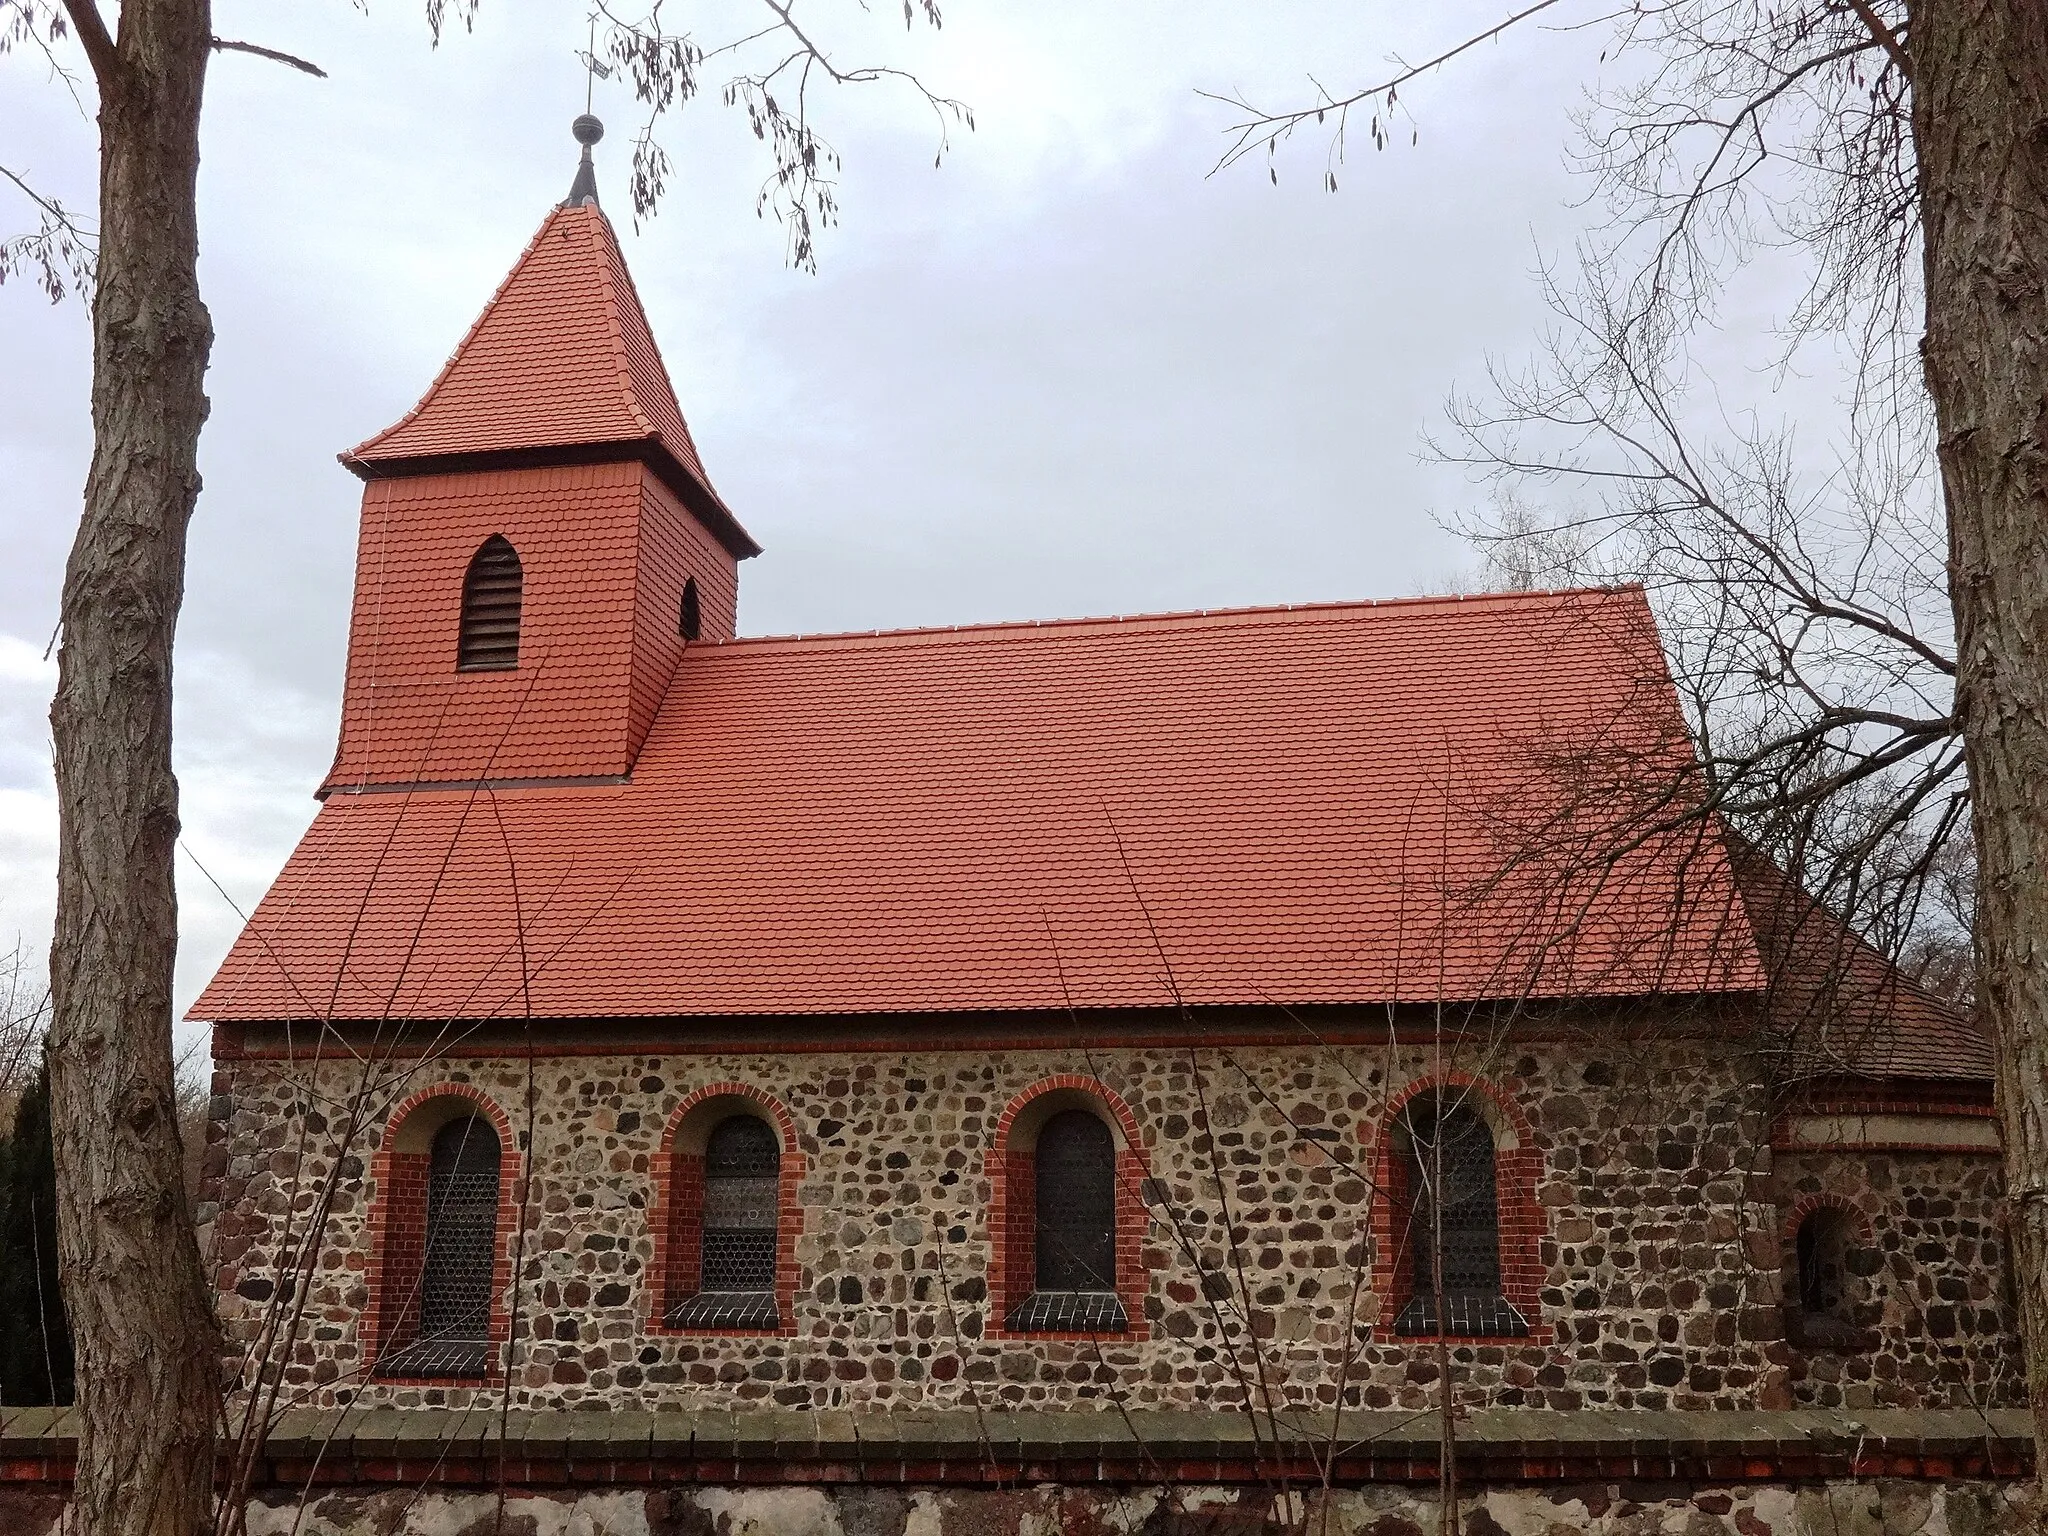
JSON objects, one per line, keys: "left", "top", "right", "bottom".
{"left": 703, "top": 584, "right": 1648, "bottom": 654}
{"left": 585, "top": 210, "right": 657, "bottom": 441}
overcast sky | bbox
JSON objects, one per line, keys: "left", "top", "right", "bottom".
{"left": 2, "top": 1, "right": 1620, "bottom": 1036}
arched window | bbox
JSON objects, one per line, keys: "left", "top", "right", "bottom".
{"left": 1392, "top": 1093, "right": 1528, "bottom": 1338}
{"left": 678, "top": 577, "right": 701, "bottom": 641}
{"left": 1797, "top": 1208, "right": 1850, "bottom": 1317}
{"left": 457, "top": 535, "right": 523, "bottom": 670}
{"left": 1006, "top": 1109, "right": 1126, "bottom": 1333}
{"left": 383, "top": 1113, "right": 501, "bottom": 1378}
{"left": 667, "top": 1113, "right": 781, "bottom": 1330}
{"left": 1788, "top": 1206, "right": 1874, "bottom": 1351}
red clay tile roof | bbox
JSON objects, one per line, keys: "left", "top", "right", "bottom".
{"left": 194, "top": 587, "right": 1785, "bottom": 1025}
{"left": 1724, "top": 836, "right": 1991, "bottom": 1082}
{"left": 344, "top": 204, "right": 757, "bottom": 558}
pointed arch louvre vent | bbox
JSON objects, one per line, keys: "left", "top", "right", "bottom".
{"left": 457, "top": 536, "right": 522, "bottom": 670}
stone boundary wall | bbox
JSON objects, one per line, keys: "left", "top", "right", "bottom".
{"left": 0, "top": 1478, "right": 2015, "bottom": 1536}
{"left": 0, "top": 1409, "right": 2035, "bottom": 1534}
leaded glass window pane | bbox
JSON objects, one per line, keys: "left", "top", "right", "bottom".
{"left": 1393, "top": 1094, "right": 1528, "bottom": 1338}
{"left": 1034, "top": 1110, "right": 1116, "bottom": 1293}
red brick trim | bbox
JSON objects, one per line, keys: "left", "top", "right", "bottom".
{"left": 648, "top": 1083, "right": 803, "bottom": 1337}
{"left": 1794, "top": 1075, "right": 1995, "bottom": 1113}
{"left": 1774, "top": 1138, "right": 2001, "bottom": 1157}
{"left": 0, "top": 1419, "right": 2034, "bottom": 1488}
{"left": 362, "top": 1083, "right": 525, "bottom": 1381}
{"left": 1792, "top": 1097, "right": 1997, "bottom": 1119}
{"left": 1769, "top": 1096, "right": 2001, "bottom": 1158}
{"left": 1362, "top": 1071, "right": 1550, "bottom": 1345}
{"left": 1780, "top": 1193, "right": 1874, "bottom": 1255}
{"left": 985, "top": 1075, "right": 1151, "bottom": 1342}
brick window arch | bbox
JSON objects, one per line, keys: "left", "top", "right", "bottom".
{"left": 988, "top": 1077, "right": 1150, "bottom": 1339}
{"left": 651, "top": 1084, "right": 802, "bottom": 1335}
{"left": 1781, "top": 1195, "right": 1877, "bottom": 1352}
{"left": 1366, "top": 1073, "right": 1547, "bottom": 1343}
{"left": 366, "top": 1085, "right": 521, "bottom": 1381}
{"left": 457, "top": 535, "right": 522, "bottom": 670}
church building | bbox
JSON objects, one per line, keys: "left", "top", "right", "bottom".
{"left": 190, "top": 123, "right": 2022, "bottom": 1498}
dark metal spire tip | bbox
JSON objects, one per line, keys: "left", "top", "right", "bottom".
{"left": 564, "top": 115, "right": 604, "bottom": 207}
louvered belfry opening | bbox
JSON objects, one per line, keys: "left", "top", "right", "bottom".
{"left": 669, "top": 1114, "right": 782, "bottom": 1330}
{"left": 391, "top": 1115, "right": 501, "bottom": 1378}
{"left": 457, "top": 535, "right": 523, "bottom": 670}
{"left": 1008, "top": 1108, "right": 1127, "bottom": 1333}
{"left": 1393, "top": 1093, "right": 1528, "bottom": 1338}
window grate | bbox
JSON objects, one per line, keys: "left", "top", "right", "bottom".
{"left": 699, "top": 1115, "right": 779, "bottom": 1297}
{"left": 1035, "top": 1109, "right": 1116, "bottom": 1292}
{"left": 666, "top": 1291, "right": 780, "bottom": 1330}
{"left": 414, "top": 1114, "right": 499, "bottom": 1368}
{"left": 457, "top": 536, "right": 523, "bottom": 670}
{"left": 1395, "top": 1095, "right": 1525, "bottom": 1337}
{"left": 1005, "top": 1291, "right": 1128, "bottom": 1334}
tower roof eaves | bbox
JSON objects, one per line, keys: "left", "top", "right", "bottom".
{"left": 343, "top": 202, "right": 753, "bottom": 554}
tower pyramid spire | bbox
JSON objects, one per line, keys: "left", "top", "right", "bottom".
{"left": 342, "top": 149, "right": 756, "bottom": 559}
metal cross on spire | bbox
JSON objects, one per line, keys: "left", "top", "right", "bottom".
{"left": 565, "top": 12, "right": 609, "bottom": 207}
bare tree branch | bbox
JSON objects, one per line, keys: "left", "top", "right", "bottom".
{"left": 53, "top": 0, "right": 114, "bottom": 83}
{"left": 1843, "top": 0, "right": 1912, "bottom": 79}
{"left": 209, "top": 37, "right": 326, "bottom": 77}
{"left": 589, "top": 0, "right": 970, "bottom": 271}
{"left": 1201, "top": 0, "right": 1573, "bottom": 180}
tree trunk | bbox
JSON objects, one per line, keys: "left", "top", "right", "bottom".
{"left": 1907, "top": 0, "right": 2048, "bottom": 1482}
{"left": 46, "top": 1, "right": 222, "bottom": 1532}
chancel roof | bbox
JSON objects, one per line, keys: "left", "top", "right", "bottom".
{"left": 194, "top": 587, "right": 1792, "bottom": 1025}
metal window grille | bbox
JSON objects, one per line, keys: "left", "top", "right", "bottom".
{"left": 390, "top": 1114, "right": 500, "bottom": 1378}
{"left": 457, "top": 535, "right": 522, "bottom": 670}
{"left": 699, "top": 1115, "right": 779, "bottom": 1295}
{"left": 1033, "top": 1110, "right": 1116, "bottom": 1293}
{"left": 666, "top": 1291, "right": 781, "bottom": 1330}
{"left": 1004, "top": 1290, "right": 1128, "bottom": 1334}
{"left": 1393, "top": 1095, "right": 1528, "bottom": 1338}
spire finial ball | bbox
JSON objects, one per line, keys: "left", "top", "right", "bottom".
{"left": 573, "top": 114, "right": 604, "bottom": 147}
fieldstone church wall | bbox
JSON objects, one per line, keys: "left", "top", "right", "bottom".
{"left": 203, "top": 1031, "right": 2023, "bottom": 1414}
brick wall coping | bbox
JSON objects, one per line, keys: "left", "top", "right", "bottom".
{"left": 0, "top": 1408, "right": 2029, "bottom": 1488}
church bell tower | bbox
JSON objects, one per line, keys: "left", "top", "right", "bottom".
{"left": 323, "top": 116, "right": 758, "bottom": 795}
